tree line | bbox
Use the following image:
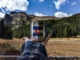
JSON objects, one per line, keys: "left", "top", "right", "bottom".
{"left": 0, "top": 13, "right": 80, "bottom": 39}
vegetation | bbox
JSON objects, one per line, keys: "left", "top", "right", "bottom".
{"left": 12, "top": 22, "right": 30, "bottom": 38}
{"left": 0, "top": 13, "right": 80, "bottom": 39}
{"left": 45, "top": 13, "right": 80, "bottom": 38}
{"left": 4, "top": 26, "right": 13, "bottom": 39}
{"left": 0, "top": 43, "right": 20, "bottom": 55}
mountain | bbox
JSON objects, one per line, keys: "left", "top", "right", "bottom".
{"left": 0, "top": 12, "right": 80, "bottom": 28}
{"left": 0, "top": 12, "right": 80, "bottom": 38}
{"left": 9, "top": 11, "right": 59, "bottom": 21}
{"left": 0, "top": 12, "right": 58, "bottom": 29}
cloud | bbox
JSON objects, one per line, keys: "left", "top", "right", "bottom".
{"left": 53, "top": 0, "right": 66, "bottom": 10}
{"left": 39, "top": 0, "right": 44, "bottom": 2}
{"left": 0, "top": 0, "right": 29, "bottom": 12}
{"left": 71, "top": 2, "right": 76, "bottom": 6}
{"left": 0, "top": 12, "right": 5, "bottom": 18}
{"left": 34, "top": 12, "right": 46, "bottom": 16}
{"left": 54, "top": 11, "right": 72, "bottom": 18}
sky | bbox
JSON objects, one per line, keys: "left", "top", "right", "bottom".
{"left": 0, "top": 0, "right": 80, "bottom": 18}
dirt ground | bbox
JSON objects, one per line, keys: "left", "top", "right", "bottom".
{"left": 46, "top": 38, "right": 80, "bottom": 56}
{"left": 0, "top": 38, "right": 80, "bottom": 56}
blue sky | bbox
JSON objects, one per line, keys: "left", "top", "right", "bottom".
{"left": 0, "top": 0, "right": 80, "bottom": 18}
{"left": 27, "top": 0, "right": 56, "bottom": 16}
{"left": 27, "top": 0, "right": 80, "bottom": 17}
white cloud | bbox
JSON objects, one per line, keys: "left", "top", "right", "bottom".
{"left": 0, "top": 12, "right": 5, "bottom": 18}
{"left": 34, "top": 12, "right": 46, "bottom": 16}
{"left": 0, "top": 0, "right": 29, "bottom": 12}
{"left": 54, "top": 11, "right": 72, "bottom": 18}
{"left": 71, "top": 2, "right": 76, "bottom": 6}
{"left": 39, "top": 0, "right": 44, "bottom": 2}
{"left": 53, "top": 0, "right": 66, "bottom": 10}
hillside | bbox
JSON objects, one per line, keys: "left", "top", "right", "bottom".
{"left": 0, "top": 12, "right": 80, "bottom": 39}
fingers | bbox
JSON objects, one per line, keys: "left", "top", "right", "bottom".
{"left": 30, "top": 37, "right": 34, "bottom": 41}
{"left": 23, "top": 37, "right": 30, "bottom": 41}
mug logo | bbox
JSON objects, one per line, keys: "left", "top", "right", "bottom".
{"left": 35, "top": 29, "right": 40, "bottom": 34}
{"left": 33, "top": 26, "right": 42, "bottom": 36}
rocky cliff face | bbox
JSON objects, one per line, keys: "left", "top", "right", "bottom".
{"left": 9, "top": 12, "right": 31, "bottom": 29}
{"left": 1, "top": 11, "right": 57, "bottom": 24}
{"left": 1, "top": 11, "right": 57, "bottom": 29}
{"left": 9, "top": 11, "right": 57, "bottom": 21}
{"left": 0, "top": 12, "right": 80, "bottom": 38}
{"left": 0, "top": 12, "right": 80, "bottom": 28}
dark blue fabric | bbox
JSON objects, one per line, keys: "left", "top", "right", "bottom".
{"left": 18, "top": 41, "right": 47, "bottom": 60}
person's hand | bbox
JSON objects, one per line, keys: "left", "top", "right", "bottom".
{"left": 23, "top": 37, "right": 30, "bottom": 42}
{"left": 30, "top": 37, "right": 34, "bottom": 41}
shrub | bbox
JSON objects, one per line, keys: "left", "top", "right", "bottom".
{"left": 0, "top": 43, "right": 20, "bottom": 55}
